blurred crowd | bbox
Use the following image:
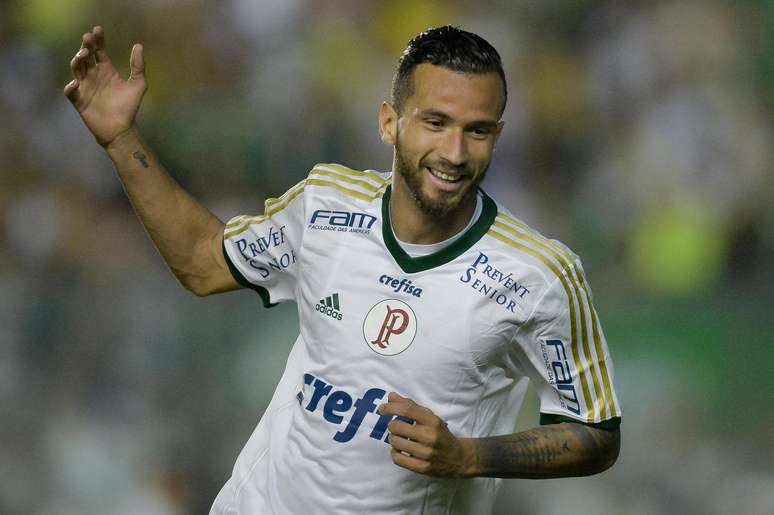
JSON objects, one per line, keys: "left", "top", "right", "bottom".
{"left": 1, "top": 1, "right": 773, "bottom": 513}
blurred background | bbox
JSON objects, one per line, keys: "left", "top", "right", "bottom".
{"left": 1, "top": 0, "right": 773, "bottom": 513}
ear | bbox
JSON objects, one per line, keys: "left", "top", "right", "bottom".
{"left": 378, "top": 101, "right": 398, "bottom": 145}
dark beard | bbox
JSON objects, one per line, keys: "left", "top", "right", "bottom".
{"left": 394, "top": 138, "right": 483, "bottom": 221}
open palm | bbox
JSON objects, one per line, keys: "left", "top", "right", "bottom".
{"left": 64, "top": 26, "right": 147, "bottom": 147}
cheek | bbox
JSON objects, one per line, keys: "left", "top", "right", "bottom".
{"left": 399, "top": 132, "right": 434, "bottom": 164}
{"left": 471, "top": 141, "right": 496, "bottom": 165}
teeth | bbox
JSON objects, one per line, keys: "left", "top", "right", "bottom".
{"left": 428, "top": 167, "right": 461, "bottom": 182}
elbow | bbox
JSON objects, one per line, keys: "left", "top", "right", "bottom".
{"left": 184, "top": 281, "right": 213, "bottom": 297}
{"left": 596, "top": 447, "right": 619, "bottom": 474}
{"left": 175, "top": 269, "right": 217, "bottom": 297}
{"left": 182, "top": 277, "right": 217, "bottom": 297}
{"left": 591, "top": 428, "right": 621, "bottom": 475}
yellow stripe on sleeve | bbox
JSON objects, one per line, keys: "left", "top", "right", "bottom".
{"left": 501, "top": 213, "right": 619, "bottom": 419}
{"left": 590, "top": 300, "right": 619, "bottom": 418}
{"left": 494, "top": 213, "right": 618, "bottom": 420}
{"left": 317, "top": 163, "right": 390, "bottom": 184}
{"left": 309, "top": 168, "right": 386, "bottom": 193}
{"left": 486, "top": 228, "right": 595, "bottom": 423}
{"left": 223, "top": 180, "right": 308, "bottom": 239}
{"left": 305, "top": 178, "right": 386, "bottom": 202}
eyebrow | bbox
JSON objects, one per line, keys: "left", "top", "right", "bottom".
{"left": 418, "top": 109, "right": 499, "bottom": 130}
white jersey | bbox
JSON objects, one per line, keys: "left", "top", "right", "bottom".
{"left": 211, "top": 163, "right": 621, "bottom": 515}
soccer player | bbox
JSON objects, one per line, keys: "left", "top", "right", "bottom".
{"left": 65, "top": 25, "right": 621, "bottom": 514}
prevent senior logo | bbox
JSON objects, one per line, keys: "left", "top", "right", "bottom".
{"left": 362, "top": 299, "right": 417, "bottom": 356}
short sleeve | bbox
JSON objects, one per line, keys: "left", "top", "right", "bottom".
{"left": 222, "top": 179, "right": 307, "bottom": 307}
{"left": 512, "top": 256, "right": 622, "bottom": 430}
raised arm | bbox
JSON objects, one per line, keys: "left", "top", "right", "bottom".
{"left": 64, "top": 26, "right": 238, "bottom": 295}
{"left": 379, "top": 392, "right": 620, "bottom": 479}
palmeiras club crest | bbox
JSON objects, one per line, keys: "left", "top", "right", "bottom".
{"left": 362, "top": 299, "right": 417, "bottom": 356}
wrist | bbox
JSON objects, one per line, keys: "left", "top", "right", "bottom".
{"left": 457, "top": 438, "right": 480, "bottom": 478}
{"left": 104, "top": 125, "right": 142, "bottom": 155}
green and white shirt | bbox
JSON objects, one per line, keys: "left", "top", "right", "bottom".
{"left": 211, "top": 163, "right": 621, "bottom": 515}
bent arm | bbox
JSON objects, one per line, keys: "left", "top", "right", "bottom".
{"left": 105, "top": 126, "right": 238, "bottom": 296}
{"left": 382, "top": 392, "right": 620, "bottom": 479}
{"left": 64, "top": 27, "right": 237, "bottom": 296}
{"left": 460, "top": 423, "right": 620, "bottom": 479}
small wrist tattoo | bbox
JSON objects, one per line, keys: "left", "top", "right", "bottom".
{"left": 132, "top": 150, "right": 149, "bottom": 168}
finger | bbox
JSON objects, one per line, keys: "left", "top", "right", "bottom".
{"left": 389, "top": 419, "right": 439, "bottom": 448}
{"left": 129, "top": 43, "right": 145, "bottom": 81}
{"left": 379, "top": 402, "right": 421, "bottom": 426}
{"left": 92, "top": 25, "right": 110, "bottom": 63}
{"left": 387, "top": 419, "right": 422, "bottom": 440}
{"left": 381, "top": 393, "right": 435, "bottom": 424}
{"left": 63, "top": 79, "right": 80, "bottom": 102}
{"left": 379, "top": 401, "right": 423, "bottom": 423}
{"left": 380, "top": 392, "right": 413, "bottom": 414}
{"left": 81, "top": 32, "right": 98, "bottom": 70}
{"left": 389, "top": 433, "right": 431, "bottom": 460}
{"left": 390, "top": 448, "right": 430, "bottom": 474}
{"left": 70, "top": 48, "right": 88, "bottom": 80}
{"left": 387, "top": 391, "right": 406, "bottom": 402}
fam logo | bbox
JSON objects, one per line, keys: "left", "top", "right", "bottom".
{"left": 540, "top": 339, "right": 581, "bottom": 415}
{"left": 308, "top": 209, "right": 377, "bottom": 234}
{"left": 362, "top": 299, "right": 417, "bottom": 356}
{"left": 378, "top": 274, "right": 423, "bottom": 297}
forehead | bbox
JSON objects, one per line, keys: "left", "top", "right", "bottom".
{"left": 406, "top": 63, "right": 503, "bottom": 120}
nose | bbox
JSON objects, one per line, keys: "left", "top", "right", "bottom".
{"left": 438, "top": 128, "right": 468, "bottom": 167}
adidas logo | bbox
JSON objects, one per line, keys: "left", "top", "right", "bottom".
{"left": 315, "top": 293, "right": 343, "bottom": 321}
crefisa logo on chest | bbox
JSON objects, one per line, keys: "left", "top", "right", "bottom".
{"left": 362, "top": 299, "right": 417, "bottom": 356}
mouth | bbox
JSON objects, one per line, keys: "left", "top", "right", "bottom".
{"left": 426, "top": 166, "right": 463, "bottom": 183}
{"left": 423, "top": 166, "right": 469, "bottom": 194}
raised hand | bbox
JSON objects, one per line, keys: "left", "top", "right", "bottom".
{"left": 64, "top": 26, "right": 147, "bottom": 148}
{"left": 379, "top": 392, "right": 476, "bottom": 477}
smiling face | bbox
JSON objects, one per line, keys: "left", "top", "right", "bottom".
{"left": 381, "top": 63, "right": 504, "bottom": 221}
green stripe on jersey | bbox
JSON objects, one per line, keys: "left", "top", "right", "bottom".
{"left": 540, "top": 413, "right": 621, "bottom": 432}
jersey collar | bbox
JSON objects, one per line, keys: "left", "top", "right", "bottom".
{"left": 381, "top": 184, "right": 497, "bottom": 273}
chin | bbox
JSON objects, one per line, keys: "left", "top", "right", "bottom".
{"left": 414, "top": 186, "right": 472, "bottom": 220}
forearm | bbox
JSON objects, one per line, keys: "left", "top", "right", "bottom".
{"left": 105, "top": 126, "right": 232, "bottom": 294}
{"left": 460, "top": 423, "right": 620, "bottom": 479}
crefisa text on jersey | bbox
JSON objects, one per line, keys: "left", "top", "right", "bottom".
{"left": 234, "top": 224, "right": 296, "bottom": 278}
{"left": 308, "top": 209, "right": 377, "bottom": 234}
{"left": 378, "top": 274, "right": 423, "bottom": 297}
{"left": 297, "top": 372, "right": 414, "bottom": 444}
{"left": 460, "top": 252, "right": 530, "bottom": 313}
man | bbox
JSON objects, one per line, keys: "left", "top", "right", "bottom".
{"left": 65, "top": 25, "right": 620, "bottom": 514}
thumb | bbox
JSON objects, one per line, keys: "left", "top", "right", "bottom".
{"left": 129, "top": 43, "right": 145, "bottom": 81}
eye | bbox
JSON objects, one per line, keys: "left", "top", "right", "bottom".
{"left": 469, "top": 127, "right": 491, "bottom": 139}
{"left": 424, "top": 119, "right": 443, "bottom": 130}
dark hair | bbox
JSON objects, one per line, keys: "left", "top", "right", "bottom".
{"left": 391, "top": 25, "right": 507, "bottom": 115}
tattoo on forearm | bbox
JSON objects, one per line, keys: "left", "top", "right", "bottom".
{"left": 477, "top": 431, "right": 563, "bottom": 476}
{"left": 132, "top": 150, "right": 149, "bottom": 168}
{"left": 474, "top": 424, "right": 619, "bottom": 479}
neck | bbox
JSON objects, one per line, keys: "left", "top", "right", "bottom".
{"left": 389, "top": 172, "right": 477, "bottom": 244}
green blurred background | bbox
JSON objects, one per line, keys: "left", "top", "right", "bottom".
{"left": 1, "top": 0, "right": 773, "bottom": 513}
